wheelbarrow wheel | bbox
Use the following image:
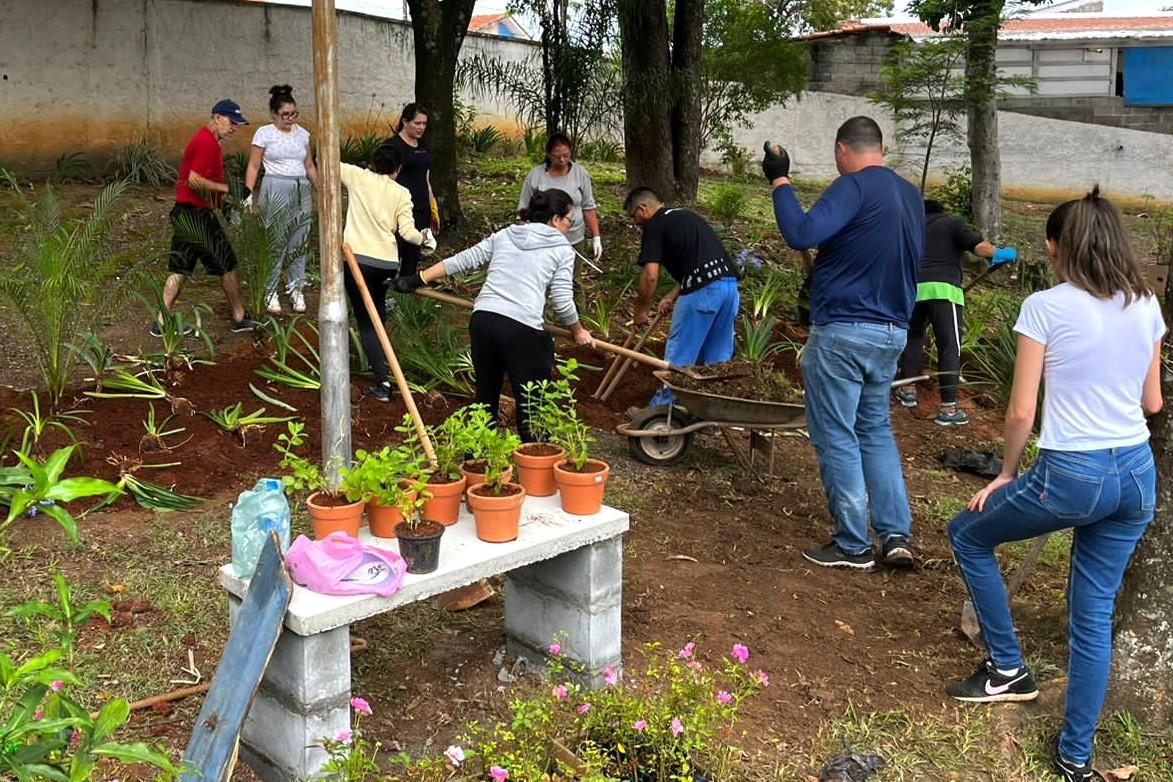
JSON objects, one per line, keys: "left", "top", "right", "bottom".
{"left": 627, "top": 408, "right": 693, "bottom": 466}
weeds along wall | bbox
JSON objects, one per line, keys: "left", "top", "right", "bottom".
{"left": 0, "top": 0, "right": 536, "bottom": 172}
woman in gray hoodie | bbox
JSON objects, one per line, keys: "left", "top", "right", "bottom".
{"left": 394, "top": 189, "right": 595, "bottom": 441}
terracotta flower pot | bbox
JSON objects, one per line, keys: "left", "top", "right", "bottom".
{"left": 553, "top": 459, "right": 610, "bottom": 516}
{"left": 367, "top": 485, "right": 418, "bottom": 538}
{"left": 420, "top": 474, "right": 467, "bottom": 526}
{"left": 513, "top": 443, "right": 565, "bottom": 498}
{"left": 306, "top": 491, "right": 364, "bottom": 539}
{"left": 467, "top": 482, "right": 526, "bottom": 543}
{"left": 462, "top": 461, "right": 512, "bottom": 508}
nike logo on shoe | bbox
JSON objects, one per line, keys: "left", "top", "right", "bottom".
{"left": 984, "top": 671, "right": 1028, "bottom": 695}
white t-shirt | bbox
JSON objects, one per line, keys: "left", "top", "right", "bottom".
{"left": 251, "top": 124, "right": 311, "bottom": 177}
{"left": 1014, "top": 282, "right": 1165, "bottom": 451}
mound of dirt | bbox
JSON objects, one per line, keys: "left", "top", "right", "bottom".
{"left": 673, "top": 359, "right": 804, "bottom": 403}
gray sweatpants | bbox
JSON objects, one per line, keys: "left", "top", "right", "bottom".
{"left": 259, "top": 174, "right": 313, "bottom": 294}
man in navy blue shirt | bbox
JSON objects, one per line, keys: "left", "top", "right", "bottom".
{"left": 764, "top": 116, "right": 924, "bottom": 571}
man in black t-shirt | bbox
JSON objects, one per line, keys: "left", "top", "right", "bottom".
{"left": 896, "top": 199, "right": 1016, "bottom": 425}
{"left": 625, "top": 187, "right": 740, "bottom": 404}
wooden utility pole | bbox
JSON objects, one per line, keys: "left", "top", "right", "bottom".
{"left": 311, "top": 0, "right": 351, "bottom": 487}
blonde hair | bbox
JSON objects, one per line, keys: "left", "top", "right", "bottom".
{"left": 1053, "top": 186, "right": 1151, "bottom": 306}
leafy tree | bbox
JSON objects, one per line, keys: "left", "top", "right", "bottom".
{"left": 404, "top": 0, "right": 478, "bottom": 228}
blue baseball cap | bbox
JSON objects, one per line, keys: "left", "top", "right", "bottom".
{"left": 211, "top": 99, "right": 249, "bottom": 125}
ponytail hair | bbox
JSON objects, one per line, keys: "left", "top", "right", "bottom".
{"left": 518, "top": 188, "right": 573, "bottom": 225}
{"left": 269, "top": 84, "right": 295, "bottom": 113}
{"left": 1050, "top": 185, "right": 1151, "bottom": 305}
{"left": 395, "top": 102, "right": 429, "bottom": 133}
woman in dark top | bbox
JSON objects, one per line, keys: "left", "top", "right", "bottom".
{"left": 387, "top": 103, "right": 432, "bottom": 278}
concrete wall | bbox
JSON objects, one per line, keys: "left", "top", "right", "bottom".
{"left": 710, "top": 90, "right": 1173, "bottom": 202}
{"left": 0, "top": 0, "right": 538, "bottom": 170}
{"left": 806, "top": 31, "right": 897, "bottom": 96}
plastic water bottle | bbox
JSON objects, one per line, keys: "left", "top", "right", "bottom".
{"left": 231, "top": 478, "right": 291, "bottom": 579}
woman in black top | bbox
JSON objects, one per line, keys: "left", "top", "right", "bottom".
{"left": 388, "top": 103, "right": 433, "bottom": 278}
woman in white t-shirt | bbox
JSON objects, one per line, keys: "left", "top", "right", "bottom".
{"left": 943, "top": 188, "right": 1164, "bottom": 782}
{"left": 244, "top": 85, "right": 318, "bottom": 314}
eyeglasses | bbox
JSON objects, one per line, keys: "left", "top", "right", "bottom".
{"left": 278, "top": 111, "right": 299, "bottom": 120}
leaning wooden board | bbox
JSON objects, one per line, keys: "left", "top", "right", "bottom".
{"left": 180, "top": 533, "right": 293, "bottom": 782}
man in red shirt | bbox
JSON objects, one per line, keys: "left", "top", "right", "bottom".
{"left": 155, "top": 99, "right": 255, "bottom": 335}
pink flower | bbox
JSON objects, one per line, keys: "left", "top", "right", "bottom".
{"left": 752, "top": 669, "right": 770, "bottom": 687}
{"left": 33, "top": 710, "right": 43, "bottom": 720}
{"left": 70, "top": 730, "right": 80, "bottom": 748}
{"left": 548, "top": 642, "right": 562, "bottom": 655}
{"left": 350, "top": 697, "right": 372, "bottom": 716}
{"left": 731, "top": 643, "right": 749, "bottom": 664}
{"left": 687, "top": 660, "right": 702, "bottom": 672}
{"left": 576, "top": 703, "right": 591, "bottom": 715}
{"left": 717, "top": 690, "right": 733, "bottom": 704}
{"left": 632, "top": 719, "right": 647, "bottom": 732}
{"left": 603, "top": 666, "right": 619, "bottom": 687}
{"left": 335, "top": 729, "right": 352, "bottom": 744}
{"left": 49, "top": 680, "right": 64, "bottom": 692}
{"left": 490, "top": 766, "right": 509, "bottom": 781}
{"left": 444, "top": 745, "right": 465, "bottom": 766}
{"left": 552, "top": 684, "right": 568, "bottom": 701}
{"left": 671, "top": 717, "right": 684, "bottom": 737}
{"left": 677, "top": 641, "right": 695, "bottom": 659}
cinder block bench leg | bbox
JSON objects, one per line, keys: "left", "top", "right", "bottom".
{"left": 504, "top": 536, "right": 623, "bottom": 689}
{"left": 228, "top": 596, "right": 351, "bottom": 781}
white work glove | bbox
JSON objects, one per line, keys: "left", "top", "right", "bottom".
{"left": 420, "top": 228, "right": 437, "bottom": 256}
{"left": 592, "top": 235, "right": 603, "bottom": 263}
{"left": 242, "top": 194, "right": 254, "bottom": 210}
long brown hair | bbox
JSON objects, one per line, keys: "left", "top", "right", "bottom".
{"left": 1049, "top": 185, "right": 1151, "bottom": 306}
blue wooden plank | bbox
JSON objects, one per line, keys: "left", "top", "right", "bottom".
{"left": 180, "top": 532, "right": 292, "bottom": 782}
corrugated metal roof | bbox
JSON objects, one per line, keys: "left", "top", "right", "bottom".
{"left": 799, "top": 14, "right": 1173, "bottom": 43}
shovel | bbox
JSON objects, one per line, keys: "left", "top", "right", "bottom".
{"left": 959, "top": 533, "right": 1051, "bottom": 649}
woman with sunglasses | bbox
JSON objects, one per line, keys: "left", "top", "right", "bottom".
{"left": 244, "top": 84, "right": 318, "bottom": 314}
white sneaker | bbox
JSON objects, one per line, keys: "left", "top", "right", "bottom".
{"left": 291, "top": 290, "right": 306, "bottom": 313}
{"left": 265, "top": 292, "right": 281, "bottom": 314}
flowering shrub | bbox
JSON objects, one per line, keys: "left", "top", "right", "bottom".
{"left": 320, "top": 697, "right": 381, "bottom": 782}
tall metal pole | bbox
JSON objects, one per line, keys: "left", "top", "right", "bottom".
{"left": 312, "top": 0, "right": 351, "bottom": 488}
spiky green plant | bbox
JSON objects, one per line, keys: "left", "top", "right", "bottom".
{"left": 0, "top": 175, "right": 147, "bottom": 406}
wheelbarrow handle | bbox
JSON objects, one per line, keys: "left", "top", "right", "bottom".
{"left": 414, "top": 287, "right": 677, "bottom": 373}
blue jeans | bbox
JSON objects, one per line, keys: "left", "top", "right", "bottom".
{"left": 948, "top": 444, "right": 1155, "bottom": 764}
{"left": 650, "top": 277, "right": 739, "bottom": 405}
{"left": 801, "top": 322, "right": 911, "bottom": 555}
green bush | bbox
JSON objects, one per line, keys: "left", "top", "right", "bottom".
{"left": 930, "top": 163, "right": 973, "bottom": 222}
{"left": 707, "top": 184, "right": 746, "bottom": 222}
{"left": 111, "top": 136, "right": 175, "bottom": 186}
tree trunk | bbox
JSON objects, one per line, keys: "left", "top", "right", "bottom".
{"left": 670, "top": 0, "right": 704, "bottom": 203}
{"left": 618, "top": 0, "right": 675, "bottom": 200}
{"left": 964, "top": 11, "right": 1001, "bottom": 238}
{"left": 1109, "top": 278, "right": 1173, "bottom": 727}
{"left": 406, "top": 0, "right": 476, "bottom": 228}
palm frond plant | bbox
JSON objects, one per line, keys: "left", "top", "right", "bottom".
{"left": 65, "top": 331, "right": 115, "bottom": 391}
{"left": 385, "top": 296, "right": 475, "bottom": 395}
{"left": 102, "top": 454, "right": 203, "bottom": 512}
{"left": 228, "top": 193, "right": 312, "bottom": 317}
{"left": 202, "top": 402, "right": 294, "bottom": 447}
{"left": 85, "top": 368, "right": 195, "bottom": 417}
{"left": 133, "top": 284, "right": 216, "bottom": 382}
{"left": 0, "top": 174, "right": 149, "bottom": 406}
{"left": 110, "top": 136, "right": 176, "bottom": 185}
{"left": 340, "top": 134, "right": 384, "bottom": 167}
{"left": 256, "top": 316, "right": 322, "bottom": 390}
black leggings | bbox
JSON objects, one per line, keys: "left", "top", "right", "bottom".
{"left": 470, "top": 310, "right": 554, "bottom": 442}
{"left": 900, "top": 299, "right": 963, "bottom": 405}
{"left": 394, "top": 211, "right": 430, "bottom": 278}
{"left": 343, "top": 261, "right": 396, "bottom": 383}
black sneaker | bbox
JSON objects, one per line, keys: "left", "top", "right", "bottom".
{"left": 801, "top": 542, "right": 875, "bottom": 570}
{"left": 149, "top": 322, "right": 163, "bottom": 338}
{"left": 230, "top": 313, "right": 257, "bottom": 333}
{"left": 946, "top": 660, "right": 1039, "bottom": 703}
{"left": 362, "top": 383, "right": 392, "bottom": 402}
{"left": 1055, "top": 743, "right": 1105, "bottom": 781}
{"left": 880, "top": 535, "right": 915, "bottom": 567}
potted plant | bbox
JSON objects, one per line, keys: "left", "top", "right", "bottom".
{"left": 460, "top": 405, "right": 513, "bottom": 505}
{"left": 466, "top": 420, "right": 525, "bottom": 543}
{"left": 514, "top": 360, "right": 579, "bottom": 497}
{"left": 274, "top": 421, "right": 364, "bottom": 538}
{"left": 346, "top": 444, "right": 427, "bottom": 538}
{"left": 398, "top": 412, "right": 469, "bottom": 526}
{"left": 551, "top": 395, "right": 610, "bottom": 516}
{"left": 393, "top": 487, "right": 444, "bottom": 574}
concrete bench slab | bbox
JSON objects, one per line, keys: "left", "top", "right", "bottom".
{"left": 220, "top": 494, "right": 629, "bottom": 781}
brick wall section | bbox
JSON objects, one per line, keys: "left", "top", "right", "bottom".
{"left": 806, "top": 31, "right": 899, "bottom": 96}
{"left": 1000, "top": 97, "right": 1173, "bottom": 136}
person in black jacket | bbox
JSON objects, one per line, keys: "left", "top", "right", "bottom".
{"left": 896, "top": 200, "right": 1016, "bottom": 426}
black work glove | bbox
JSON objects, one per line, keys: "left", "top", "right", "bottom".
{"left": 762, "top": 141, "right": 791, "bottom": 182}
{"left": 391, "top": 273, "right": 426, "bottom": 294}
